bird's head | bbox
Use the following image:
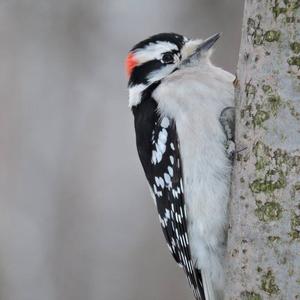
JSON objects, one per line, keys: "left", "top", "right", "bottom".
{"left": 125, "top": 32, "right": 221, "bottom": 107}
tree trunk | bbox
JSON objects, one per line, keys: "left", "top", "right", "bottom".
{"left": 225, "top": 1, "right": 300, "bottom": 299}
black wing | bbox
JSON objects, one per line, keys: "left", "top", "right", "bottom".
{"left": 132, "top": 95, "right": 205, "bottom": 300}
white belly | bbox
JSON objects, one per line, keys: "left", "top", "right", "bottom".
{"left": 153, "top": 64, "right": 234, "bottom": 290}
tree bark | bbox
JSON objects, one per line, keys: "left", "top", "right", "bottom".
{"left": 225, "top": 1, "right": 300, "bottom": 299}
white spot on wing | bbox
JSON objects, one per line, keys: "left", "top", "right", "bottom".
{"left": 157, "top": 140, "right": 166, "bottom": 154}
{"left": 151, "top": 151, "right": 157, "bottom": 164}
{"left": 170, "top": 155, "right": 174, "bottom": 164}
{"left": 185, "top": 233, "right": 189, "bottom": 245}
{"left": 168, "top": 166, "right": 174, "bottom": 177}
{"left": 152, "top": 128, "right": 168, "bottom": 165}
{"left": 180, "top": 179, "right": 184, "bottom": 193}
{"left": 158, "top": 130, "right": 167, "bottom": 143}
{"left": 164, "top": 173, "right": 171, "bottom": 185}
{"left": 161, "top": 117, "right": 170, "bottom": 128}
{"left": 159, "top": 177, "right": 165, "bottom": 189}
{"left": 172, "top": 189, "right": 178, "bottom": 199}
{"left": 165, "top": 209, "right": 170, "bottom": 219}
{"left": 155, "top": 150, "right": 162, "bottom": 163}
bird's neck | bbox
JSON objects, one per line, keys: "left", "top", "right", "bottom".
{"left": 128, "top": 81, "right": 161, "bottom": 108}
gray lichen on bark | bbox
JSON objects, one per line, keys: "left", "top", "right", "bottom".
{"left": 225, "top": 0, "right": 300, "bottom": 299}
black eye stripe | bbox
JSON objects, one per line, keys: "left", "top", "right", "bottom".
{"left": 128, "top": 60, "right": 163, "bottom": 86}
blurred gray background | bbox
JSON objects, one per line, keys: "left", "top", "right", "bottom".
{"left": 0, "top": 1, "right": 243, "bottom": 300}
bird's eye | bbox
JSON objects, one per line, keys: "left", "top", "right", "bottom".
{"left": 162, "top": 52, "right": 174, "bottom": 64}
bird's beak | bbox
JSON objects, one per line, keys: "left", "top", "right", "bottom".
{"left": 180, "top": 33, "right": 221, "bottom": 66}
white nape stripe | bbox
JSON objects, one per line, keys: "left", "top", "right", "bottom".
{"left": 128, "top": 84, "right": 147, "bottom": 107}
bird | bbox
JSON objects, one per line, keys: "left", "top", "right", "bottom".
{"left": 125, "top": 32, "right": 235, "bottom": 300}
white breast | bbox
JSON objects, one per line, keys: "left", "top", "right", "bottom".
{"left": 153, "top": 63, "right": 234, "bottom": 292}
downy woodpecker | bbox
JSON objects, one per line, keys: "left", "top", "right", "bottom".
{"left": 126, "top": 33, "right": 235, "bottom": 300}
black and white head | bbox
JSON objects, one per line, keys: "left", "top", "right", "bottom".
{"left": 125, "top": 32, "right": 221, "bottom": 107}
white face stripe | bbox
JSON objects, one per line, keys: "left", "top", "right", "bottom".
{"left": 147, "top": 64, "right": 176, "bottom": 83}
{"left": 133, "top": 41, "right": 179, "bottom": 66}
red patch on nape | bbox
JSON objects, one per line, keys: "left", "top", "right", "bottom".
{"left": 125, "top": 52, "right": 138, "bottom": 77}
